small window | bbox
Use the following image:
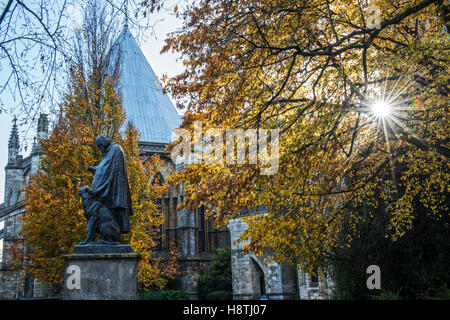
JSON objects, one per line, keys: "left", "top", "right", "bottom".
{"left": 173, "top": 197, "right": 177, "bottom": 211}
{"left": 156, "top": 224, "right": 162, "bottom": 251}
{"left": 155, "top": 198, "right": 162, "bottom": 212}
{"left": 164, "top": 198, "right": 170, "bottom": 213}
{"left": 7, "top": 190, "right": 12, "bottom": 206}
{"left": 310, "top": 273, "right": 319, "bottom": 287}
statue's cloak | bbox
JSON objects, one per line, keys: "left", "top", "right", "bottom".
{"left": 90, "top": 142, "right": 133, "bottom": 233}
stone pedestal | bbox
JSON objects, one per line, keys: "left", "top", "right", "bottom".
{"left": 62, "top": 252, "right": 140, "bottom": 300}
{"left": 73, "top": 243, "right": 134, "bottom": 254}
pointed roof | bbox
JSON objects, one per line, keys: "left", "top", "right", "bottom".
{"left": 32, "top": 113, "right": 48, "bottom": 155}
{"left": 37, "top": 113, "right": 49, "bottom": 133}
{"left": 8, "top": 117, "right": 19, "bottom": 150}
{"left": 111, "top": 26, "right": 181, "bottom": 145}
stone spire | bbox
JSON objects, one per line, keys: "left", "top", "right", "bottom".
{"left": 124, "top": 0, "right": 129, "bottom": 28}
{"left": 8, "top": 117, "right": 20, "bottom": 164}
{"left": 32, "top": 113, "right": 48, "bottom": 155}
{"left": 37, "top": 113, "right": 49, "bottom": 140}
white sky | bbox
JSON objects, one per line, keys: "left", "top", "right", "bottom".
{"left": 0, "top": 4, "right": 185, "bottom": 202}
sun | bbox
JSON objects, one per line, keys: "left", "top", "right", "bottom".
{"left": 371, "top": 100, "right": 391, "bottom": 118}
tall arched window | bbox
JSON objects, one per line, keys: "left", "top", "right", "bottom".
{"left": 199, "top": 205, "right": 206, "bottom": 252}
{"left": 152, "top": 172, "right": 164, "bottom": 251}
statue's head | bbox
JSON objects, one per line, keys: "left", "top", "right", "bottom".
{"left": 95, "top": 135, "right": 111, "bottom": 153}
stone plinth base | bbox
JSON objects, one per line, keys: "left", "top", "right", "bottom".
{"left": 73, "top": 244, "right": 134, "bottom": 254}
{"left": 62, "top": 253, "right": 140, "bottom": 300}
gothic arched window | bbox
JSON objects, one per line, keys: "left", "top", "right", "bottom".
{"left": 6, "top": 189, "right": 12, "bottom": 206}
{"left": 152, "top": 172, "right": 164, "bottom": 251}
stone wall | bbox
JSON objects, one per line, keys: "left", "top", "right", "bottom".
{"left": 298, "top": 268, "right": 334, "bottom": 300}
{"left": 0, "top": 269, "right": 24, "bottom": 299}
{"left": 177, "top": 254, "right": 216, "bottom": 299}
{"left": 0, "top": 207, "right": 58, "bottom": 299}
{"left": 229, "top": 217, "right": 333, "bottom": 300}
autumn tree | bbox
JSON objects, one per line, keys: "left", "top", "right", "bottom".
{"left": 19, "top": 66, "right": 177, "bottom": 288}
{"left": 159, "top": 0, "right": 449, "bottom": 274}
{"left": 121, "top": 125, "right": 179, "bottom": 289}
{"left": 0, "top": 0, "right": 67, "bottom": 117}
{"left": 11, "top": 2, "right": 177, "bottom": 288}
{"left": 0, "top": 0, "right": 175, "bottom": 123}
{"left": 331, "top": 197, "right": 450, "bottom": 299}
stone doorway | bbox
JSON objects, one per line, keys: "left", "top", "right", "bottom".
{"left": 24, "top": 276, "right": 34, "bottom": 299}
{"left": 250, "top": 257, "right": 266, "bottom": 299}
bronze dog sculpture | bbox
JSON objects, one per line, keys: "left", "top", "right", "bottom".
{"left": 78, "top": 186, "right": 121, "bottom": 245}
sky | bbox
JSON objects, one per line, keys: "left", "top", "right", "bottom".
{"left": 0, "top": 2, "right": 185, "bottom": 202}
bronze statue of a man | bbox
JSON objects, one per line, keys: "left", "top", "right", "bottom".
{"left": 87, "top": 135, "right": 133, "bottom": 235}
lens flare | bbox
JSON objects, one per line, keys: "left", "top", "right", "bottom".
{"left": 371, "top": 100, "right": 391, "bottom": 117}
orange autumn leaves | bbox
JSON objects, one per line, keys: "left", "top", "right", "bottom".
{"left": 163, "top": 0, "right": 449, "bottom": 273}
{"left": 15, "top": 67, "right": 177, "bottom": 287}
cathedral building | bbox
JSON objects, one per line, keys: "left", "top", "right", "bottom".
{"left": 0, "top": 25, "right": 332, "bottom": 300}
{"left": 111, "top": 26, "right": 231, "bottom": 297}
{"left": 0, "top": 114, "right": 51, "bottom": 298}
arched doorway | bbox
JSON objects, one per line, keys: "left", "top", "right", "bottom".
{"left": 250, "top": 257, "right": 266, "bottom": 299}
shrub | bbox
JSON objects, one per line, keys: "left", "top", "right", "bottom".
{"left": 206, "top": 290, "right": 233, "bottom": 300}
{"left": 138, "top": 290, "right": 190, "bottom": 300}
{"left": 370, "top": 290, "right": 401, "bottom": 300}
{"left": 198, "top": 247, "right": 232, "bottom": 299}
